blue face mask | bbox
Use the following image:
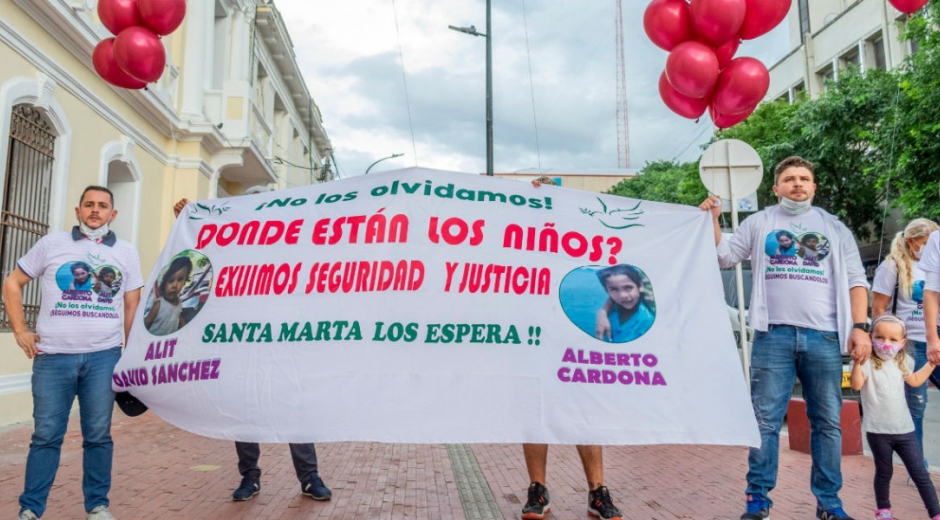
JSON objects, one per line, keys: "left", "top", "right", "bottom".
{"left": 779, "top": 196, "right": 812, "bottom": 215}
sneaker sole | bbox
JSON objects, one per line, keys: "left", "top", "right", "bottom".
{"left": 740, "top": 514, "right": 770, "bottom": 520}
{"left": 521, "top": 506, "right": 550, "bottom": 520}
{"left": 588, "top": 508, "right": 623, "bottom": 520}
{"left": 232, "top": 490, "right": 259, "bottom": 501}
{"left": 302, "top": 491, "right": 332, "bottom": 501}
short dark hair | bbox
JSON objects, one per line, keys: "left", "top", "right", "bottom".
{"left": 773, "top": 156, "right": 815, "bottom": 184}
{"left": 776, "top": 230, "right": 794, "bottom": 240}
{"left": 71, "top": 261, "right": 91, "bottom": 274}
{"left": 80, "top": 186, "right": 114, "bottom": 207}
{"left": 159, "top": 256, "right": 193, "bottom": 295}
{"left": 597, "top": 264, "right": 643, "bottom": 290}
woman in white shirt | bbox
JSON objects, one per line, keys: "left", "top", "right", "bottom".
{"left": 872, "top": 218, "right": 940, "bottom": 462}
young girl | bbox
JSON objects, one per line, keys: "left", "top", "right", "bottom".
{"left": 850, "top": 314, "right": 940, "bottom": 520}
{"left": 593, "top": 264, "right": 655, "bottom": 343}
{"left": 144, "top": 256, "right": 192, "bottom": 336}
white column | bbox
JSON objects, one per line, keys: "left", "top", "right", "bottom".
{"left": 228, "top": 7, "right": 253, "bottom": 81}
{"left": 180, "top": 0, "right": 210, "bottom": 119}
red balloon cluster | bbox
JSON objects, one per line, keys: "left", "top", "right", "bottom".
{"left": 644, "top": 0, "right": 789, "bottom": 129}
{"left": 92, "top": 0, "right": 186, "bottom": 90}
{"left": 887, "top": 0, "right": 930, "bottom": 13}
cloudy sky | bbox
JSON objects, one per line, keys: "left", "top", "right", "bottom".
{"left": 272, "top": 0, "right": 792, "bottom": 178}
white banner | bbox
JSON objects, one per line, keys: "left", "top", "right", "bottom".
{"left": 114, "top": 168, "right": 758, "bottom": 446}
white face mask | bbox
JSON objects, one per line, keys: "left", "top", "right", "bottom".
{"left": 779, "top": 196, "right": 812, "bottom": 215}
{"left": 912, "top": 247, "right": 923, "bottom": 260}
{"left": 872, "top": 339, "right": 904, "bottom": 361}
{"left": 79, "top": 221, "right": 110, "bottom": 240}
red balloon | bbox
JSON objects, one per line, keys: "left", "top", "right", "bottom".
{"left": 138, "top": 0, "right": 187, "bottom": 36}
{"left": 113, "top": 26, "right": 166, "bottom": 84}
{"left": 714, "top": 37, "right": 740, "bottom": 69}
{"left": 740, "top": 0, "right": 791, "bottom": 40}
{"left": 665, "top": 41, "right": 720, "bottom": 99}
{"left": 643, "top": 0, "right": 695, "bottom": 51}
{"left": 690, "top": 0, "right": 747, "bottom": 47}
{"left": 93, "top": 38, "right": 147, "bottom": 90}
{"left": 97, "top": 0, "right": 142, "bottom": 35}
{"left": 659, "top": 71, "right": 709, "bottom": 119}
{"left": 712, "top": 57, "right": 770, "bottom": 115}
{"left": 709, "top": 103, "right": 756, "bottom": 129}
{"left": 888, "top": 0, "right": 930, "bottom": 13}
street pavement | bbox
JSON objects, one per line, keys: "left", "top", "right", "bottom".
{"left": 4, "top": 402, "right": 940, "bottom": 520}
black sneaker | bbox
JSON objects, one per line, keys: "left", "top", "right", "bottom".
{"left": 301, "top": 475, "right": 332, "bottom": 501}
{"left": 741, "top": 494, "right": 770, "bottom": 519}
{"left": 232, "top": 476, "right": 260, "bottom": 501}
{"left": 587, "top": 486, "right": 623, "bottom": 520}
{"left": 521, "top": 482, "right": 551, "bottom": 520}
{"left": 816, "top": 507, "right": 854, "bottom": 520}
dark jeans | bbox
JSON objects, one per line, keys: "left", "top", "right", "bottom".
{"left": 867, "top": 431, "right": 940, "bottom": 517}
{"left": 235, "top": 442, "right": 320, "bottom": 483}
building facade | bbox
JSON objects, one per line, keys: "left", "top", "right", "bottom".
{"left": 768, "top": 0, "right": 916, "bottom": 102}
{"left": 0, "top": 0, "right": 332, "bottom": 427}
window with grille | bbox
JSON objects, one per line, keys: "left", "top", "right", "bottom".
{"left": 0, "top": 104, "right": 55, "bottom": 332}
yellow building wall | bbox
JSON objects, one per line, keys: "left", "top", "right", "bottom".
{"left": 0, "top": 2, "right": 212, "bottom": 426}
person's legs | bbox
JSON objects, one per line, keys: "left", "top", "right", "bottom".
{"left": 576, "top": 445, "right": 604, "bottom": 489}
{"left": 77, "top": 347, "right": 121, "bottom": 513}
{"left": 893, "top": 432, "right": 940, "bottom": 517}
{"left": 523, "top": 444, "right": 548, "bottom": 484}
{"left": 906, "top": 340, "right": 929, "bottom": 457}
{"left": 291, "top": 443, "right": 331, "bottom": 500}
{"left": 521, "top": 444, "right": 551, "bottom": 519}
{"left": 288, "top": 443, "right": 319, "bottom": 482}
{"left": 235, "top": 442, "right": 262, "bottom": 478}
{"left": 866, "top": 432, "right": 895, "bottom": 511}
{"left": 745, "top": 326, "right": 798, "bottom": 508}
{"left": 232, "top": 442, "right": 262, "bottom": 501}
{"left": 797, "top": 328, "right": 845, "bottom": 512}
{"left": 19, "top": 354, "right": 80, "bottom": 518}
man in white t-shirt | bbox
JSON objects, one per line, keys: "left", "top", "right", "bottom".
{"left": 922, "top": 230, "right": 940, "bottom": 366}
{"left": 699, "top": 156, "right": 870, "bottom": 520}
{"left": 3, "top": 186, "right": 143, "bottom": 520}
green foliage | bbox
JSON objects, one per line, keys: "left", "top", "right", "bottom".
{"left": 605, "top": 160, "right": 706, "bottom": 207}
{"left": 878, "top": 1, "right": 940, "bottom": 223}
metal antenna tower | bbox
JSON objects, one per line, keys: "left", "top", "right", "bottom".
{"left": 615, "top": 0, "right": 631, "bottom": 169}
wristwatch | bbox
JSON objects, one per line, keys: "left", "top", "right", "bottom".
{"left": 853, "top": 322, "right": 870, "bottom": 333}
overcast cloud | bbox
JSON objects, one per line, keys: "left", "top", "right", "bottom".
{"left": 272, "top": 0, "right": 791, "bottom": 178}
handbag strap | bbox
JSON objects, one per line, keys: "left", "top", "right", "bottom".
{"left": 892, "top": 278, "right": 899, "bottom": 315}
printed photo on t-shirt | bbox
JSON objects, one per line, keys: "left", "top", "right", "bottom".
{"left": 764, "top": 230, "right": 830, "bottom": 263}
{"left": 558, "top": 264, "right": 656, "bottom": 344}
{"left": 795, "top": 232, "right": 830, "bottom": 262}
{"left": 56, "top": 261, "right": 94, "bottom": 292}
{"left": 143, "top": 250, "right": 214, "bottom": 336}
{"left": 92, "top": 265, "right": 123, "bottom": 301}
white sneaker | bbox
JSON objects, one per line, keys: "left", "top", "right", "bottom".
{"left": 18, "top": 511, "right": 38, "bottom": 520}
{"left": 86, "top": 505, "right": 116, "bottom": 520}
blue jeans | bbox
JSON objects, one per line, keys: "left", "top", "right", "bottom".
{"left": 745, "top": 325, "right": 844, "bottom": 511}
{"left": 19, "top": 347, "right": 121, "bottom": 517}
{"left": 905, "top": 337, "right": 940, "bottom": 462}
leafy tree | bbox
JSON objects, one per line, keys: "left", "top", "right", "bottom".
{"left": 715, "top": 68, "right": 897, "bottom": 241}
{"left": 606, "top": 160, "right": 706, "bottom": 206}
{"left": 877, "top": 2, "right": 940, "bottom": 222}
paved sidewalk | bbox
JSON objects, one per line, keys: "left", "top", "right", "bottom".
{"left": 1, "top": 411, "right": 938, "bottom": 519}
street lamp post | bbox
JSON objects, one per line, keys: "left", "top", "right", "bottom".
{"left": 448, "top": 0, "right": 493, "bottom": 176}
{"left": 364, "top": 153, "right": 404, "bottom": 175}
